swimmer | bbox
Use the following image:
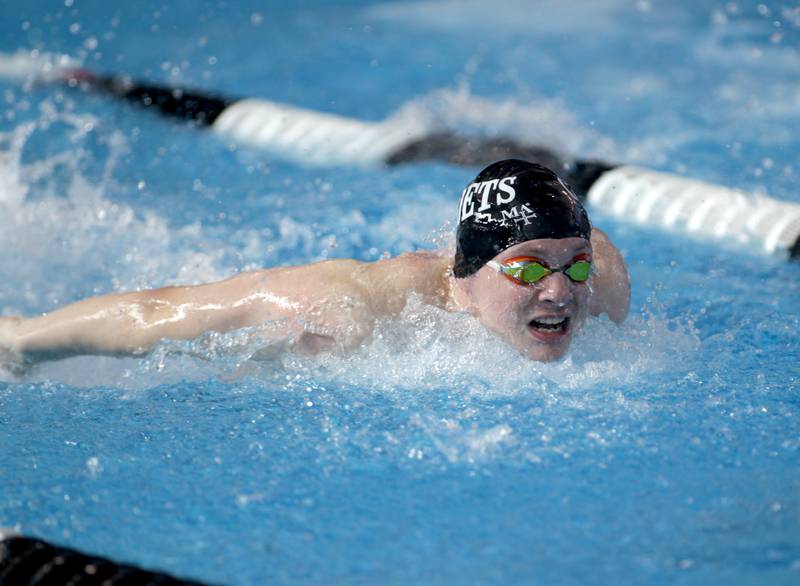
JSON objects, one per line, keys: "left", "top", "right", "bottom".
{"left": 0, "top": 160, "right": 630, "bottom": 372}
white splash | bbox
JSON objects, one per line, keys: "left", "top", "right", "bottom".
{"left": 395, "top": 86, "right": 616, "bottom": 161}
{"left": 283, "top": 297, "right": 700, "bottom": 397}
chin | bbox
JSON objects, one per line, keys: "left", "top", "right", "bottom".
{"left": 522, "top": 341, "right": 571, "bottom": 362}
{"left": 516, "top": 321, "right": 576, "bottom": 362}
{"left": 507, "top": 330, "right": 572, "bottom": 361}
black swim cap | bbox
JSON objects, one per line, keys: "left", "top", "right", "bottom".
{"left": 453, "top": 159, "right": 591, "bottom": 278}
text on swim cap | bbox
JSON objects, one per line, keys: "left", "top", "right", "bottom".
{"left": 459, "top": 176, "right": 517, "bottom": 222}
{"left": 500, "top": 204, "right": 537, "bottom": 226}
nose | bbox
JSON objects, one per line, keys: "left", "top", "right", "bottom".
{"left": 537, "top": 271, "right": 573, "bottom": 306}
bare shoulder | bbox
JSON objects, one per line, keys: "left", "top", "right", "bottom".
{"left": 589, "top": 228, "right": 631, "bottom": 323}
{"left": 590, "top": 227, "right": 615, "bottom": 251}
{"left": 590, "top": 228, "right": 627, "bottom": 280}
{"left": 379, "top": 251, "right": 450, "bottom": 275}
{"left": 362, "top": 251, "right": 452, "bottom": 312}
{"left": 188, "top": 255, "right": 445, "bottom": 300}
{"left": 252, "top": 259, "right": 378, "bottom": 351}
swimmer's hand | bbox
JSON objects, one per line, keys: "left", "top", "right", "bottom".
{"left": 0, "top": 317, "right": 29, "bottom": 376}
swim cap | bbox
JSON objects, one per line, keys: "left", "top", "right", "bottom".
{"left": 453, "top": 159, "right": 591, "bottom": 278}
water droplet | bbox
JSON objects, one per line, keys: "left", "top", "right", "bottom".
{"left": 86, "top": 457, "right": 101, "bottom": 475}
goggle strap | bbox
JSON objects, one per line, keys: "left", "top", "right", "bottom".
{"left": 486, "top": 260, "right": 503, "bottom": 272}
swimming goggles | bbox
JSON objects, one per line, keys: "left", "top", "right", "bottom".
{"left": 487, "top": 255, "right": 592, "bottom": 284}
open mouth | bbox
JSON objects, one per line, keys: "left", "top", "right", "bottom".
{"left": 528, "top": 316, "right": 570, "bottom": 338}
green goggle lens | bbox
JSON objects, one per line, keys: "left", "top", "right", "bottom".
{"left": 564, "top": 259, "right": 592, "bottom": 282}
{"left": 504, "top": 259, "right": 591, "bottom": 284}
{"left": 519, "top": 263, "right": 550, "bottom": 283}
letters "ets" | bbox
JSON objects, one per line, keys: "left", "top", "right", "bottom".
{"left": 459, "top": 176, "right": 517, "bottom": 221}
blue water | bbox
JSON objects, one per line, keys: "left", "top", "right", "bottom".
{"left": 1, "top": 1, "right": 799, "bottom": 584}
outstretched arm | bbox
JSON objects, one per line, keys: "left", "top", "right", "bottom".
{"left": 0, "top": 257, "right": 426, "bottom": 371}
{"left": 0, "top": 270, "right": 298, "bottom": 369}
{"left": 0, "top": 253, "right": 453, "bottom": 372}
{"left": 589, "top": 228, "right": 631, "bottom": 323}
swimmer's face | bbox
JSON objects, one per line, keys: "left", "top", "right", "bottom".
{"left": 461, "top": 237, "right": 592, "bottom": 362}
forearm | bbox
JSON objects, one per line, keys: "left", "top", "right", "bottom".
{"left": 10, "top": 285, "right": 258, "bottom": 363}
{"left": 13, "top": 293, "right": 178, "bottom": 361}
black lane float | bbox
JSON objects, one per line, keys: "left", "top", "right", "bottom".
{"left": 0, "top": 528, "right": 209, "bottom": 585}
{"left": 4, "top": 51, "right": 800, "bottom": 259}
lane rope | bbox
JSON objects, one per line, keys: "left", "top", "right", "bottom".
{"left": 2, "top": 50, "right": 799, "bottom": 259}
{"left": 587, "top": 166, "right": 800, "bottom": 256}
{"left": 0, "top": 529, "right": 208, "bottom": 586}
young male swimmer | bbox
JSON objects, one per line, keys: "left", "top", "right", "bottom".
{"left": 0, "top": 160, "right": 630, "bottom": 371}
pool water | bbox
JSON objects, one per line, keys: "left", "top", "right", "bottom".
{"left": 1, "top": 1, "right": 799, "bottom": 584}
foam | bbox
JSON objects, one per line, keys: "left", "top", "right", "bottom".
{"left": 0, "top": 107, "right": 404, "bottom": 309}
{"left": 283, "top": 297, "right": 699, "bottom": 395}
{"left": 0, "top": 120, "right": 236, "bottom": 311}
{"left": 409, "top": 413, "right": 515, "bottom": 464}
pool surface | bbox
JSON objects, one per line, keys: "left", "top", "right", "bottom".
{"left": 1, "top": 1, "right": 799, "bottom": 584}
